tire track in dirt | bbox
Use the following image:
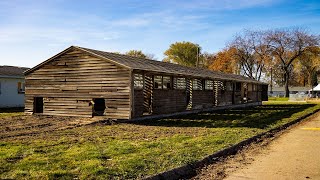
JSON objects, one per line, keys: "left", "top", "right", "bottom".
{"left": 0, "top": 115, "right": 104, "bottom": 140}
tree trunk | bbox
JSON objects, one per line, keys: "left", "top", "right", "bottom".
{"left": 284, "top": 70, "right": 290, "bottom": 97}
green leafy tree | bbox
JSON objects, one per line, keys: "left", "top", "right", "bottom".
{"left": 125, "top": 50, "right": 157, "bottom": 60}
{"left": 125, "top": 50, "right": 147, "bottom": 58}
{"left": 163, "top": 41, "right": 202, "bottom": 67}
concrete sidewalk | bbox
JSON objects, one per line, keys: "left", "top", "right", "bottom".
{"left": 225, "top": 113, "right": 320, "bottom": 180}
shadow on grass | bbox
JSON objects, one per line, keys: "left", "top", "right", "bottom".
{"left": 0, "top": 108, "right": 24, "bottom": 113}
{"left": 131, "top": 104, "right": 316, "bottom": 129}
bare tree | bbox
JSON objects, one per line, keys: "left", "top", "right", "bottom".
{"left": 230, "top": 30, "right": 271, "bottom": 81}
{"left": 266, "top": 29, "right": 319, "bottom": 97}
{"left": 145, "top": 53, "right": 157, "bottom": 60}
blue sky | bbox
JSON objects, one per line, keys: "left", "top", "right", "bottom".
{"left": 0, "top": 0, "right": 320, "bottom": 68}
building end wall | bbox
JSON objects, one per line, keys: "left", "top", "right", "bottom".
{"left": 0, "top": 78, "right": 25, "bottom": 108}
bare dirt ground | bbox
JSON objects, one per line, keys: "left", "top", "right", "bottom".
{"left": 0, "top": 115, "right": 105, "bottom": 140}
{"left": 192, "top": 112, "right": 320, "bottom": 180}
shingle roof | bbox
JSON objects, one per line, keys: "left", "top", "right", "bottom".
{"left": 77, "top": 46, "right": 265, "bottom": 84}
{"left": 0, "top": 66, "right": 29, "bottom": 77}
{"left": 25, "top": 46, "right": 266, "bottom": 84}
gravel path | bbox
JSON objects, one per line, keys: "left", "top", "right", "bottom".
{"left": 225, "top": 112, "right": 320, "bottom": 179}
{"left": 193, "top": 112, "right": 320, "bottom": 180}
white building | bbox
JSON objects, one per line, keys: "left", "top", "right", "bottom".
{"left": 0, "top": 66, "right": 29, "bottom": 108}
{"left": 268, "top": 86, "right": 311, "bottom": 97}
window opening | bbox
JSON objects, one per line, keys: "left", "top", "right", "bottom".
{"left": 134, "top": 73, "right": 143, "bottom": 89}
{"left": 163, "top": 76, "right": 171, "bottom": 89}
{"left": 154, "top": 76, "right": 162, "bottom": 89}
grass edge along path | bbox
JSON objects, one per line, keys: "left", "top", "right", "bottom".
{"left": 146, "top": 103, "right": 320, "bottom": 180}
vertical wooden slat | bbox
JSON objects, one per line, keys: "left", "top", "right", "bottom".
{"left": 129, "top": 70, "right": 134, "bottom": 119}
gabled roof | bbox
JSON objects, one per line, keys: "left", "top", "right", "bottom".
{"left": 0, "top": 65, "right": 29, "bottom": 78}
{"left": 25, "top": 46, "right": 266, "bottom": 84}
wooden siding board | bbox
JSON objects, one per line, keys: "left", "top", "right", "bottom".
{"left": 192, "top": 90, "right": 214, "bottom": 108}
{"left": 25, "top": 49, "right": 131, "bottom": 119}
{"left": 152, "top": 89, "right": 187, "bottom": 115}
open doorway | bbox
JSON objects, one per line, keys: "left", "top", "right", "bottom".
{"left": 93, "top": 98, "right": 106, "bottom": 116}
{"left": 34, "top": 97, "right": 43, "bottom": 113}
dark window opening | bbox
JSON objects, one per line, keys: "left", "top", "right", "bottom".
{"left": 17, "top": 82, "right": 25, "bottom": 94}
{"left": 34, "top": 97, "right": 43, "bottom": 113}
{"left": 154, "top": 76, "right": 162, "bottom": 89}
{"left": 235, "top": 82, "right": 242, "bottom": 91}
{"left": 93, "top": 98, "right": 106, "bottom": 116}
{"left": 163, "top": 76, "right": 171, "bottom": 89}
{"left": 166, "top": 83, "right": 171, "bottom": 89}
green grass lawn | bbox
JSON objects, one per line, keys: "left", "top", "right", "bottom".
{"left": 1, "top": 103, "right": 319, "bottom": 179}
{"left": 0, "top": 108, "right": 24, "bottom": 118}
{"left": 267, "top": 97, "right": 289, "bottom": 101}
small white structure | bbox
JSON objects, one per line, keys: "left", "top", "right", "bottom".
{"left": 0, "top": 66, "right": 29, "bottom": 108}
{"left": 268, "top": 86, "right": 311, "bottom": 97}
{"left": 308, "top": 84, "right": 320, "bottom": 98}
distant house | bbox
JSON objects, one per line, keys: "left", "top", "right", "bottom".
{"left": 0, "top": 66, "right": 29, "bottom": 108}
{"left": 268, "top": 86, "right": 310, "bottom": 97}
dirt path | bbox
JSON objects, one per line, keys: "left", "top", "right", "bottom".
{"left": 193, "top": 112, "right": 320, "bottom": 180}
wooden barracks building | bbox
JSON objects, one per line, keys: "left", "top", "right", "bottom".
{"left": 24, "top": 46, "right": 268, "bottom": 119}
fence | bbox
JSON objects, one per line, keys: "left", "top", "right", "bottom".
{"left": 289, "top": 93, "right": 308, "bottom": 101}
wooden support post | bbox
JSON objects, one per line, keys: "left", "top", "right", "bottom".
{"left": 214, "top": 81, "right": 219, "bottom": 106}
{"left": 186, "top": 78, "right": 193, "bottom": 110}
{"left": 129, "top": 70, "right": 134, "bottom": 119}
{"left": 232, "top": 81, "right": 235, "bottom": 104}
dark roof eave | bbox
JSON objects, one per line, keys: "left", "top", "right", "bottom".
{"left": 132, "top": 68, "right": 266, "bottom": 84}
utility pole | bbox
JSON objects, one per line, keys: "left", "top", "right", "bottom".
{"left": 196, "top": 46, "right": 199, "bottom": 68}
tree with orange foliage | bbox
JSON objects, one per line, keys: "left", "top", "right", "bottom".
{"left": 206, "top": 47, "right": 239, "bottom": 74}
{"left": 297, "top": 46, "right": 320, "bottom": 86}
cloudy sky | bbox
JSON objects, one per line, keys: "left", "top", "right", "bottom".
{"left": 0, "top": 0, "right": 319, "bottom": 68}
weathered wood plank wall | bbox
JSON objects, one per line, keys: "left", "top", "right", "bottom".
{"left": 25, "top": 49, "right": 131, "bottom": 119}
{"left": 192, "top": 90, "right": 214, "bottom": 108}
{"left": 152, "top": 89, "right": 187, "bottom": 115}
{"left": 133, "top": 89, "right": 144, "bottom": 117}
{"left": 217, "top": 91, "right": 233, "bottom": 106}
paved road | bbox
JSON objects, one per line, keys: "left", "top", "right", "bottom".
{"left": 225, "top": 113, "right": 320, "bottom": 180}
